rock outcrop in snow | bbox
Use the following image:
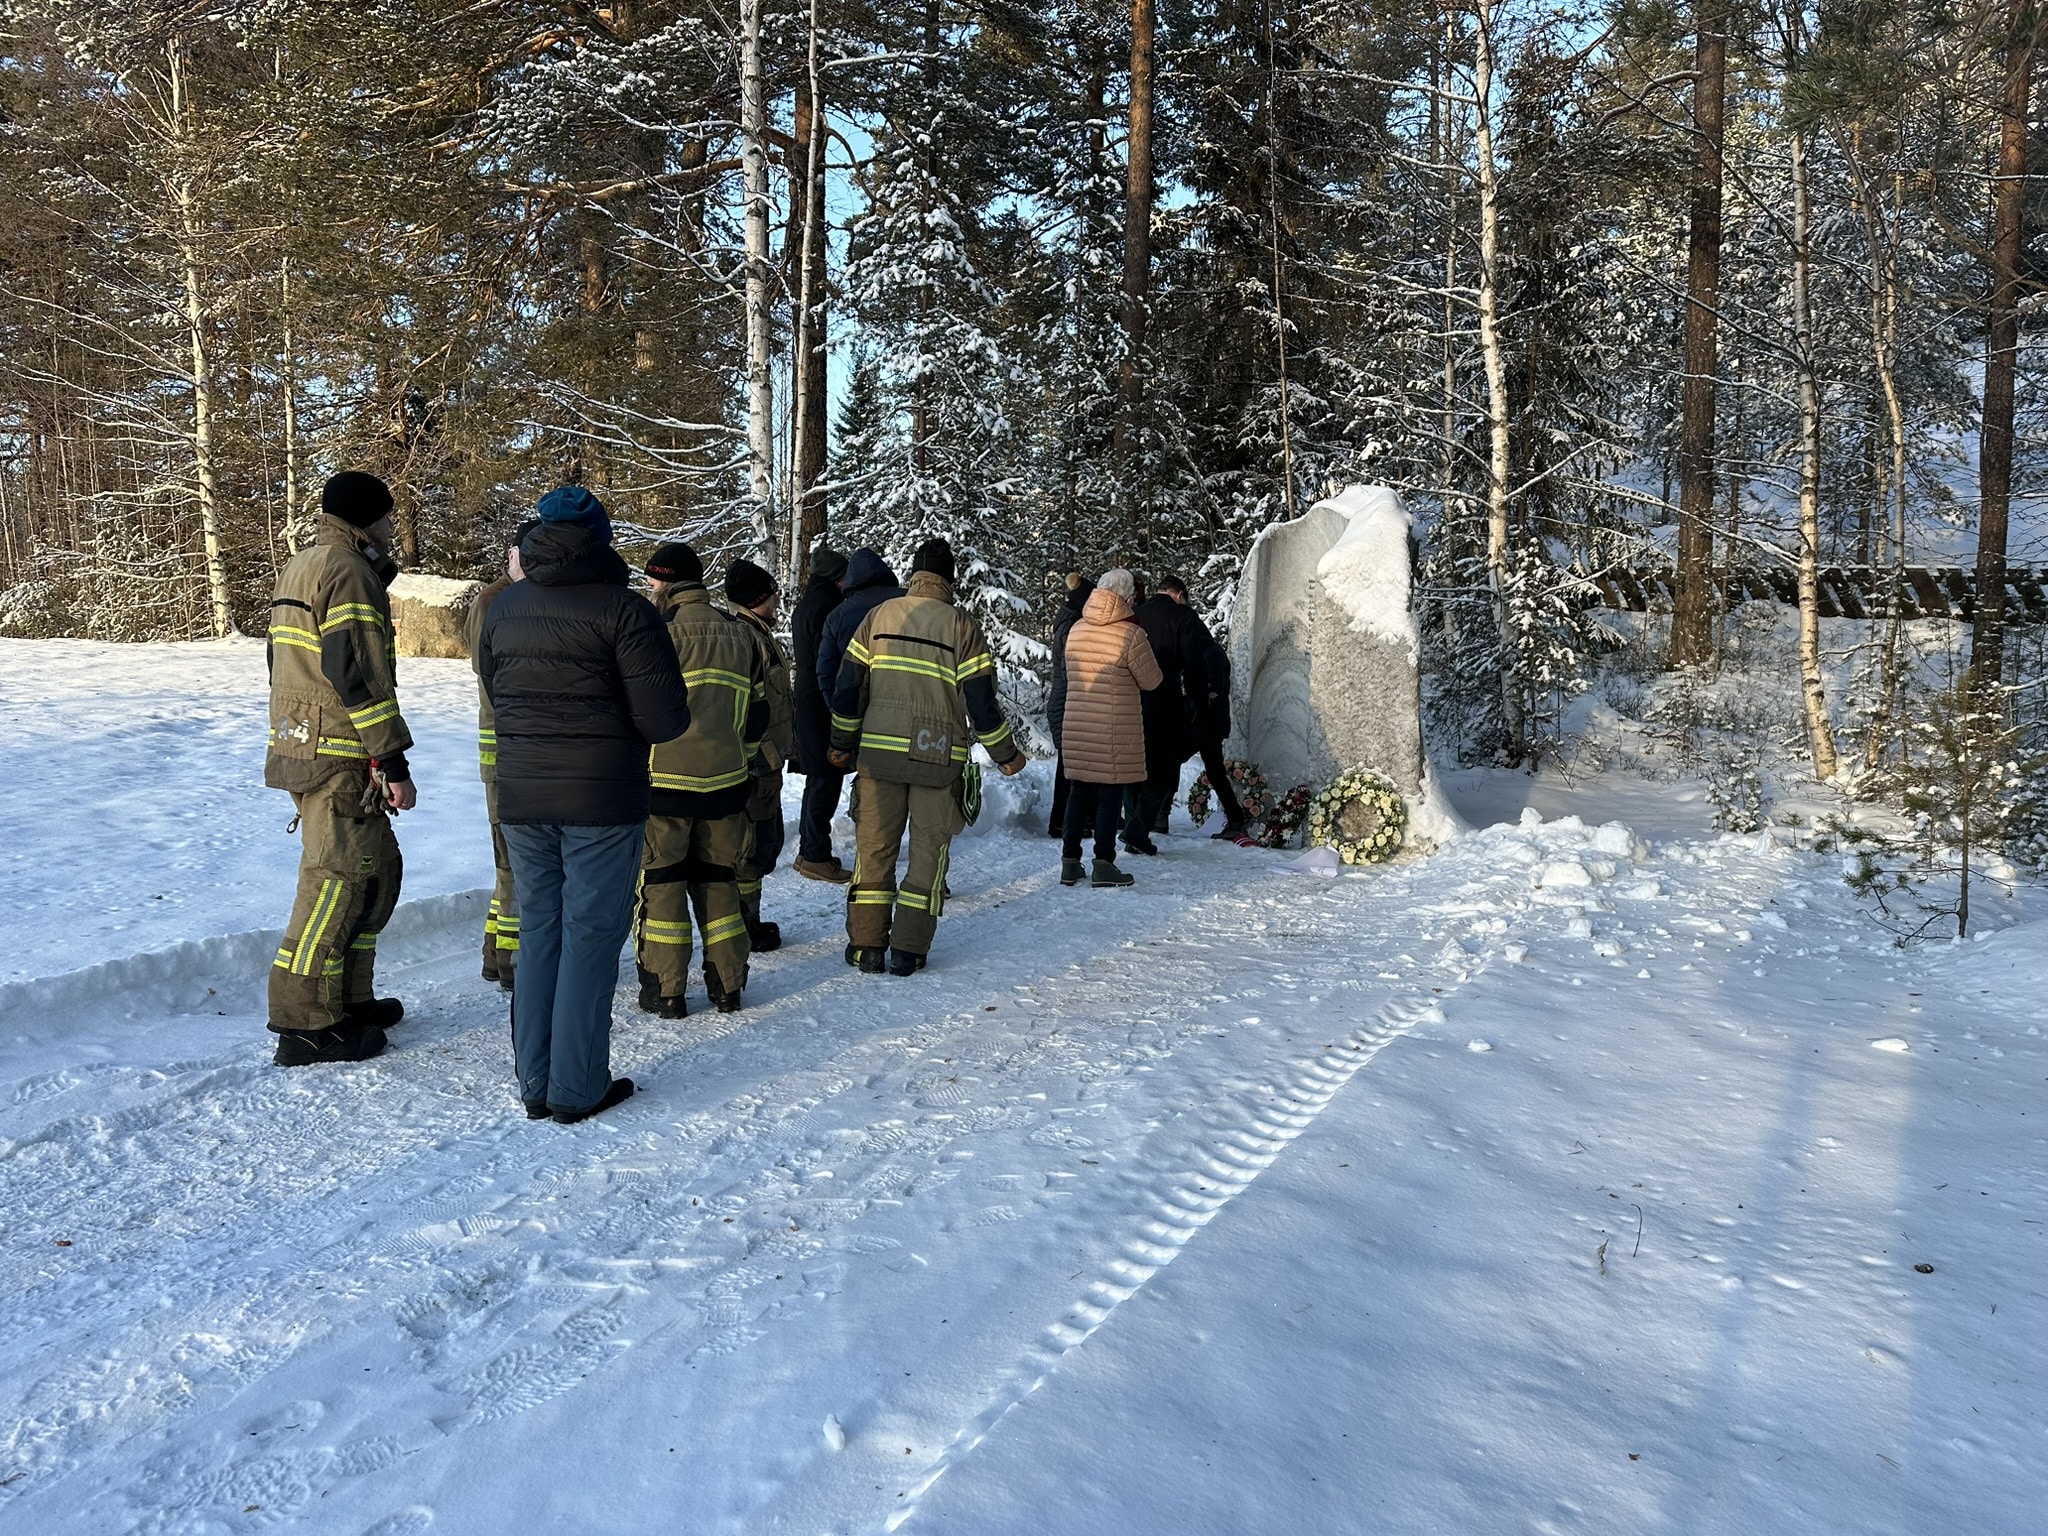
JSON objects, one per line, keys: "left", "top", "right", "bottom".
{"left": 387, "top": 572, "right": 482, "bottom": 659}
{"left": 1226, "top": 485, "right": 1458, "bottom": 844}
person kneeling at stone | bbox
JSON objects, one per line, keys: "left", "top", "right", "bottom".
{"left": 634, "top": 542, "right": 770, "bottom": 1017}
{"left": 828, "top": 537, "right": 1025, "bottom": 975}
{"left": 479, "top": 487, "right": 689, "bottom": 1123}
{"left": 264, "top": 470, "right": 416, "bottom": 1067}
{"left": 1059, "top": 567, "right": 1162, "bottom": 888}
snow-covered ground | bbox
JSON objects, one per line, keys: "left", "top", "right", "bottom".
{"left": 1, "top": 638, "right": 2043, "bottom": 1535}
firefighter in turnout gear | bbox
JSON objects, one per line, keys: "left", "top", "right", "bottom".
{"left": 462, "top": 521, "right": 534, "bottom": 992}
{"left": 828, "top": 538, "right": 1026, "bottom": 975}
{"left": 726, "top": 558, "right": 793, "bottom": 953}
{"left": 635, "top": 543, "right": 769, "bottom": 1016}
{"left": 263, "top": 472, "right": 416, "bottom": 1066}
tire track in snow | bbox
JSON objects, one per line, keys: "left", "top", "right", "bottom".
{"left": 877, "top": 988, "right": 1458, "bottom": 1533}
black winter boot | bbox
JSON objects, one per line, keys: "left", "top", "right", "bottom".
{"left": 748, "top": 920, "right": 783, "bottom": 953}
{"left": 703, "top": 964, "right": 744, "bottom": 1014}
{"left": 1060, "top": 857, "right": 1085, "bottom": 886}
{"left": 344, "top": 997, "right": 405, "bottom": 1030}
{"left": 1090, "top": 858, "right": 1135, "bottom": 888}
{"left": 551, "top": 1077, "right": 635, "bottom": 1124}
{"left": 886, "top": 948, "right": 926, "bottom": 976}
{"left": 1121, "top": 834, "right": 1159, "bottom": 857}
{"left": 1212, "top": 820, "right": 1248, "bottom": 841}
{"left": 636, "top": 966, "right": 666, "bottom": 1014}
{"left": 524, "top": 1099, "right": 551, "bottom": 1120}
{"left": 274, "top": 1022, "right": 387, "bottom": 1067}
{"left": 646, "top": 992, "right": 688, "bottom": 1019}
{"left": 847, "top": 945, "right": 886, "bottom": 973}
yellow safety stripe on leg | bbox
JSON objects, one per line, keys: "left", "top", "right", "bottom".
{"left": 494, "top": 915, "right": 520, "bottom": 934}
{"left": 640, "top": 918, "right": 695, "bottom": 946}
{"left": 323, "top": 956, "right": 345, "bottom": 977}
{"left": 497, "top": 935, "right": 520, "bottom": 952}
{"left": 478, "top": 729, "right": 497, "bottom": 768}
{"left": 291, "top": 878, "right": 345, "bottom": 976}
{"left": 737, "top": 879, "right": 763, "bottom": 897}
{"left": 700, "top": 912, "right": 749, "bottom": 947}
{"left": 933, "top": 843, "right": 951, "bottom": 918}
{"left": 896, "top": 888, "right": 933, "bottom": 913}
{"left": 350, "top": 932, "right": 378, "bottom": 951}
{"left": 849, "top": 890, "right": 895, "bottom": 906}
{"left": 273, "top": 946, "right": 296, "bottom": 970}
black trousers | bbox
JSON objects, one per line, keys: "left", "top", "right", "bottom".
{"left": 1062, "top": 781, "right": 1128, "bottom": 862}
{"left": 1048, "top": 750, "right": 1074, "bottom": 835}
{"left": 1197, "top": 739, "right": 1246, "bottom": 827}
{"left": 798, "top": 767, "right": 846, "bottom": 863}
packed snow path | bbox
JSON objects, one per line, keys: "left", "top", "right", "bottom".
{"left": 1, "top": 640, "right": 2043, "bottom": 1533}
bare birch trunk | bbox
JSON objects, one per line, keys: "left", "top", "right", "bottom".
{"left": 1790, "top": 130, "right": 1839, "bottom": 780}
{"left": 170, "top": 40, "right": 235, "bottom": 639}
{"left": 739, "top": 0, "right": 778, "bottom": 557}
{"left": 1472, "top": 0, "right": 1522, "bottom": 762}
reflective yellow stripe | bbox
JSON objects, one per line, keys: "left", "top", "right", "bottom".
{"left": 862, "top": 734, "right": 970, "bottom": 762}
{"left": 320, "top": 604, "right": 387, "bottom": 633}
{"left": 267, "top": 623, "right": 321, "bottom": 652}
{"left": 870, "top": 655, "right": 955, "bottom": 683}
{"left": 849, "top": 890, "right": 894, "bottom": 906}
{"left": 831, "top": 713, "right": 862, "bottom": 734}
{"left": 649, "top": 768, "right": 750, "bottom": 792}
{"left": 700, "top": 913, "right": 748, "bottom": 946}
{"left": 293, "top": 879, "right": 345, "bottom": 976}
{"left": 349, "top": 932, "right": 378, "bottom": 951}
{"left": 273, "top": 946, "right": 295, "bottom": 969}
{"left": 737, "top": 879, "right": 763, "bottom": 897}
{"left": 977, "top": 722, "right": 1015, "bottom": 750}
{"left": 316, "top": 738, "right": 371, "bottom": 759}
{"left": 956, "top": 652, "right": 996, "bottom": 680}
{"left": 347, "top": 699, "right": 401, "bottom": 730}
{"left": 847, "top": 639, "right": 873, "bottom": 664}
{"left": 897, "top": 889, "right": 933, "bottom": 912}
{"left": 681, "top": 668, "right": 754, "bottom": 692}
{"left": 640, "top": 918, "right": 693, "bottom": 946}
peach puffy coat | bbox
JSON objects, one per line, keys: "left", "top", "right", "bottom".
{"left": 1059, "top": 588, "right": 1165, "bottom": 784}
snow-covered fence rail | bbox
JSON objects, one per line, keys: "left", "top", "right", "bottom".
{"left": 1580, "top": 564, "right": 2048, "bottom": 622}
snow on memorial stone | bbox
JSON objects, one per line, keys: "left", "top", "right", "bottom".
{"left": 386, "top": 572, "right": 482, "bottom": 659}
{"left": 1226, "top": 485, "right": 1457, "bottom": 845}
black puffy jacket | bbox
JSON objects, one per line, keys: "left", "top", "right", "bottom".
{"left": 814, "top": 550, "right": 904, "bottom": 695}
{"left": 1046, "top": 578, "right": 1094, "bottom": 754}
{"left": 789, "top": 572, "right": 844, "bottom": 776}
{"left": 478, "top": 522, "right": 690, "bottom": 826}
{"left": 1133, "top": 594, "right": 1220, "bottom": 770}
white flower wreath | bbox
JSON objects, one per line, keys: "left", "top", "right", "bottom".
{"left": 1304, "top": 768, "right": 1408, "bottom": 865}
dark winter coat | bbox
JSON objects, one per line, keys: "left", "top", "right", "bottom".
{"left": 1196, "top": 637, "right": 1232, "bottom": 743}
{"left": 1132, "top": 594, "right": 1216, "bottom": 771}
{"left": 814, "top": 550, "right": 904, "bottom": 695}
{"left": 790, "top": 572, "right": 844, "bottom": 776}
{"left": 478, "top": 521, "right": 691, "bottom": 827}
{"left": 1046, "top": 577, "right": 1094, "bottom": 754}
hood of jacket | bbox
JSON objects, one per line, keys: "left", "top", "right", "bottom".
{"left": 520, "top": 521, "right": 630, "bottom": 589}
{"left": 312, "top": 511, "right": 399, "bottom": 584}
{"left": 906, "top": 570, "right": 952, "bottom": 602}
{"left": 1062, "top": 577, "right": 1096, "bottom": 616}
{"left": 844, "top": 549, "right": 897, "bottom": 592}
{"left": 1081, "top": 587, "right": 1136, "bottom": 626}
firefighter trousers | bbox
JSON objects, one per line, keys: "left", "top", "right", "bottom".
{"left": 846, "top": 771, "right": 964, "bottom": 957}
{"left": 737, "top": 770, "right": 786, "bottom": 934}
{"left": 269, "top": 773, "right": 402, "bottom": 1033}
{"left": 483, "top": 779, "right": 520, "bottom": 984}
{"left": 635, "top": 812, "right": 752, "bottom": 1001}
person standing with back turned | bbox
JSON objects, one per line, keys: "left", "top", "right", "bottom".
{"left": 829, "top": 538, "right": 1025, "bottom": 974}
{"left": 462, "top": 518, "right": 537, "bottom": 992}
{"left": 790, "top": 546, "right": 852, "bottom": 881}
{"left": 263, "top": 471, "right": 416, "bottom": 1067}
{"left": 726, "top": 557, "right": 794, "bottom": 950}
{"left": 478, "top": 488, "right": 689, "bottom": 1124}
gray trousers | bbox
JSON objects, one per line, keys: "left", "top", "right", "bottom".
{"left": 505, "top": 819, "right": 644, "bottom": 1112}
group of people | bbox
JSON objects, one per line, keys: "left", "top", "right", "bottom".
{"left": 261, "top": 472, "right": 1060, "bottom": 1124}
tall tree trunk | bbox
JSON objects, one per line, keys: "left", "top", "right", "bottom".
{"left": 789, "top": 13, "right": 829, "bottom": 584}
{"left": 279, "top": 260, "right": 303, "bottom": 560}
{"left": 1973, "top": 0, "right": 2039, "bottom": 701}
{"left": 1264, "top": 0, "right": 1297, "bottom": 524}
{"left": 1790, "top": 130, "right": 1839, "bottom": 780}
{"left": 169, "top": 39, "right": 235, "bottom": 639}
{"left": 1473, "top": 0, "right": 1523, "bottom": 761}
{"left": 1669, "top": 0, "right": 1727, "bottom": 667}
{"left": 1116, "top": 0, "right": 1155, "bottom": 490}
{"left": 739, "top": 0, "right": 778, "bottom": 557}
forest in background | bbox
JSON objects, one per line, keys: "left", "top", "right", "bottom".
{"left": 0, "top": 0, "right": 2042, "bottom": 775}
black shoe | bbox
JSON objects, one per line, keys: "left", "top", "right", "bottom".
{"left": 1212, "top": 821, "right": 1248, "bottom": 841}
{"left": 636, "top": 966, "right": 669, "bottom": 1014}
{"left": 482, "top": 963, "right": 500, "bottom": 983}
{"left": 748, "top": 920, "right": 783, "bottom": 953}
{"left": 274, "top": 1022, "right": 386, "bottom": 1067}
{"left": 848, "top": 945, "right": 886, "bottom": 974}
{"left": 498, "top": 972, "right": 515, "bottom": 994}
{"left": 886, "top": 948, "right": 926, "bottom": 977}
{"left": 524, "top": 1099, "right": 551, "bottom": 1120}
{"left": 1091, "top": 858, "right": 1135, "bottom": 888}
{"left": 1060, "top": 857, "right": 1085, "bottom": 886}
{"left": 551, "top": 1077, "right": 636, "bottom": 1124}
{"left": 645, "top": 992, "right": 688, "bottom": 1019}
{"left": 1121, "top": 836, "right": 1159, "bottom": 857}
{"left": 703, "top": 963, "right": 745, "bottom": 1013}
{"left": 344, "top": 997, "right": 405, "bottom": 1030}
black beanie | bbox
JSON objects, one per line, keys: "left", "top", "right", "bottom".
{"left": 725, "top": 557, "right": 777, "bottom": 610}
{"left": 322, "top": 471, "right": 393, "bottom": 529}
{"left": 809, "top": 545, "right": 849, "bottom": 584}
{"left": 911, "top": 537, "right": 956, "bottom": 584}
{"left": 644, "top": 542, "right": 704, "bottom": 584}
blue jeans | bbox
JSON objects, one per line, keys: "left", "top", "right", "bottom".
{"left": 504, "top": 820, "right": 645, "bottom": 1112}
{"left": 798, "top": 767, "right": 845, "bottom": 863}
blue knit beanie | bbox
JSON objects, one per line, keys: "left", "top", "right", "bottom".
{"left": 536, "top": 486, "right": 614, "bottom": 544}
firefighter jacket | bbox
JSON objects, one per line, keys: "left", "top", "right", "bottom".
{"left": 829, "top": 571, "right": 1021, "bottom": 788}
{"left": 733, "top": 605, "right": 795, "bottom": 775}
{"left": 265, "top": 514, "right": 413, "bottom": 793}
{"left": 649, "top": 584, "right": 768, "bottom": 818}
{"left": 462, "top": 574, "right": 514, "bottom": 784}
